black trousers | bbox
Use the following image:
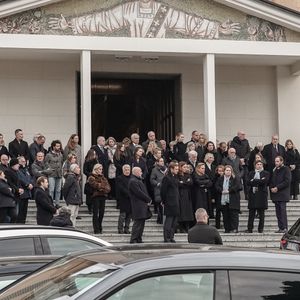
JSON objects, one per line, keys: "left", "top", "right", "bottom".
{"left": 118, "top": 212, "right": 131, "bottom": 232}
{"left": 130, "top": 219, "right": 145, "bottom": 243}
{"left": 221, "top": 205, "right": 239, "bottom": 232}
{"left": 17, "top": 198, "right": 29, "bottom": 224}
{"left": 275, "top": 201, "right": 288, "bottom": 230}
{"left": 247, "top": 208, "right": 265, "bottom": 232}
{"left": 156, "top": 203, "right": 163, "bottom": 224}
{"left": 92, "top": 196, "right": 106, "bottom": 233}
{"left": 164, "top": 216, "right": 177, "bottom": 242}
{"left": 0, "top": 207, "right": 17, "bottom": 223}
{"left": 86, "top": 194, "right": 92, "bottom": 212}
{"left": 215, "top": 208, "right": 221, "bottom": 229}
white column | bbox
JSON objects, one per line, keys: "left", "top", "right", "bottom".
{"left": 80, "top": 50, "right": 92, "bottom": 164}
{"left": 203, "top": 54, "right": 216, "bottom": 144}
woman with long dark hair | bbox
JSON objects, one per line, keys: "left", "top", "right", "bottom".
{"left": 63, "top": 134, "right": 81, "bottom": 166}
{"left": 129, "top": 147, "right": 148, "bottom": 179}
{"left": 114, "top": 143, "right": 129, "bottom": 177}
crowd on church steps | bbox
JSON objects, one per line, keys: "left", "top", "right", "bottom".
{"left": 0, "top": 129, "right": 298, "bottom": 243}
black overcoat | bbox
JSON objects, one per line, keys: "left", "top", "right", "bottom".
{"left": 128, "top": 175, "right": 152, "bottom": 220}
{"left": 269, "top": 166, "right": 291, "bottom": 203}
{"left": 178, "top": 174, "right": 194, "bottom": 222}
{"left": 285, "top": 149, "right": 300, "bottom": 184}
{"left": 192, "top": 173, "right": 212, "bottom": 211}
{"left": 34, "top": 187, "right": 56, "bottom": 225}
{"left": 8, "top": 139, "right": 30, "bottom": 161}
{"left": 116, "top": 174, "right": 131, "bottom": 214}
{"left": 262, "top": 143, "right": 285, "bottom": 173}
{"left": 161, "top": 173, "right": 180, "bottom": 217}
{"left": 215, "top": 176, "right": 241, "bottom": 210}
{"left": 0, "top": 179, "right": 15, "bottom": 208}
{"left": 247, "top": 170, "right": 270, "bottom": 209}
{"left": 91, "top": 145, "right": 109, "bottom": 177}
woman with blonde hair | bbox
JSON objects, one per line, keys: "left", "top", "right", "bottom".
{"left": 87, "top": 163, "right": 111, "bottom": 234}
{"left": 285, "top": 139, "right": 300, "bottom": 199}
{"left": 215, "top": 165, "right": 241, "bottom": 233}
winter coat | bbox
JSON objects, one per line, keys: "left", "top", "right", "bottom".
{"left": 88, "top": 174, "right": 111, "bottom": 198}
{"left": 83, "top": 159, "right": 98, "bottom": 177}
{"left": 215, "top": 176, "right": 241, "bottom": 210}
{"left": 63, "top": 173, "right": 82, "bottom": 205}
{"left": 4, "top": 167, "right": 26, "bottom": 199}
{"left": 188, "top": 222, "right": 223, "bottom": 245}
{"left": 247, "top": 170, "right": 270, "bottom": 209}
{"left": 8, "top": 139, "right": 30, "bottom": 161}
{"left": 161, "top": 173, "right": 180, "bottom": 217}
{"left": 173, "top": 142, "right": 187, "bottom": 162}
{"left": 0, "top": 178, "right": 15, "bottom": 208}
{"left": 113, "top": 154, "right": 128, "bottom": 177}
{"left": 45, "top": 151, "right": 63, "bottom": 178}
{"left": 128, "top": 175, "right": 152, "bottom": 220}
{"left": 192, "top": 173, "right": 212, "bottom": 211}
{"left": 50, "top": 213, "right": 73, "bottom": 227}
{"left": 31, "top": 160, "right": 52, "bottom": 181}
{"left": 262, "top": 143, "right": 286, "bottom": 173}
{"left": 269, "top": 165, "right": 291, "bottom": 203}
{"left": 91, "top": 145, "right": 109, "bottom": 177}
{"left": 178, "top": 174, "right": 194, "bottom": 222}
{"left": 150, "top": 166, "right": 166, "bottom": 203}
{"left": 115, "top": 174, "right": 131, "bottom": 214}
{"left": 230, "top": 136, "right": 251, "bottom": 160}
{"left": 17, "top": 166, "right": 34, "bottom": 199}
{"left": 34, "top": 187, "right": 56, "bottom": 225}
{"left": 129, "top": 157, "right": 148, "bottom": 179}
{"left": 285, "top": 148, "right": 300, "bottom": 184}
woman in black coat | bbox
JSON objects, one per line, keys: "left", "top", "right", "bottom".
{"left": 34, "top": 176, "right": 57, "bottom": 225}
{"left": 213, "top": 165, "right": 225, "bottom": 229}
{"left": 173, "top": 133, "right": 186, "bottom": 162}
{"left": 192, "top": 163, "right": 212, "bottom": 212}
{"left": 285, "top": 139, "right": 300, "bottom": 200}
{"left": 129, "top": 147, "right": 148, "bottom": 180}
{"left": 204, "top": 153, "right": 216, "bottom": 218}
{"left": 177, "top": 162, "right": 194, "bottom": 232}
{"left": 0, "top": 170, "right": 17, "bottom": 223}
{"left": 215, "top": 165, "right": 241, "bottom": 233}
{"left": 161, "top": 162, "right": 180, "bottom": 242}
{"left": 246, "top": 161, "right": 270, "bottom": 233}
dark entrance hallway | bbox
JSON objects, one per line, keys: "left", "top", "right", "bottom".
{"left": 89, "top": 75, "right": 181, "bottom": 143}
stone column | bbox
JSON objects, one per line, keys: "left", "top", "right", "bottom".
{"left": 80, "top": 50, "right": 92, "bottom": 164}
{"left": 203, "top": 54, "right": 216, "bottom": 144}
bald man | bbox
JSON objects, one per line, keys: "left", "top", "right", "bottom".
{"left": 128, "top": 167, "right": 152, "bottom": 243}
{"left": 188, "top": 208, "right": 223, "bottom": 244}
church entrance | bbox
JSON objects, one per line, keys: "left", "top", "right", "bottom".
{"left": 80, "top": 73, "right": 181, "bottom": 143}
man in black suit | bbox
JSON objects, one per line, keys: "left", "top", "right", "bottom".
{"left": 91, "top": 136, "right": 109, "bottom": 177}
{"left": 262, "top": 135, "right": 285, "bottom": 173}
{"left": 8, "top": 129, "right": 30, "bottom": 162}
{"left": 188, "top": 208, "right": 223, "bottom": 244}
{"left": 129, "top": 167, "right": 152, "bottom": 243}
{"left": 128, "top": 133, "right": 140, "bottom": 158}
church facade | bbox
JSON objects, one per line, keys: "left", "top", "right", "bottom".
{"left": 0, "top": 0, "right": 299, "bottom": 158}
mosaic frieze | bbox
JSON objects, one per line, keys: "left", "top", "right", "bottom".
{"left": 0, "top": 0, "right": 290, "bottom": 42}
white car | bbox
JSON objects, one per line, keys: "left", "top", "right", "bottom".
{"left": 0, "top": 225, "right": 112, "bottom": 257}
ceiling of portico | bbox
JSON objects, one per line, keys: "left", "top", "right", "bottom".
{"left": 0, "top": 49, "right": 298, "bottom": 67}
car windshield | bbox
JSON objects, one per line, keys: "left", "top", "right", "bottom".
{"left": 0, "top": 256, "right": 118, "bottom": 300}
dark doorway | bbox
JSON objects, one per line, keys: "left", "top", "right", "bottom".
{"left": 88, "top": 75, "right": 180, "bottom": 143}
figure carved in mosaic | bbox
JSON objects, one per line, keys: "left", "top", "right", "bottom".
{"left": 48, "top": 0, "right": 241, "bottom": 39}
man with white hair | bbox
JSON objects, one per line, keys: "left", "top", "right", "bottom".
{"left": 187, "top": 150, "right": 198, "bottom": 174}
{"left": 128, "top": 167, "right": 152, "bottom": 243}
{"left": 142, "top": 131, "right": 162, "bottom": 151}
{"left": 128, "top": 133, "right": 141, "bottom": 158}
{"left": 188, "top": 208, "right": 223, "bottom": 244}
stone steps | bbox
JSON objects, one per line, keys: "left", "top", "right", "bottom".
{"left": 24, "top": 199, "right": 300, "bottom": 248}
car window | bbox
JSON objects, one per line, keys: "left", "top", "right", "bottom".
{"left": 290, "top": 221, "right": 300, "bottom": 237}
{"left": 107, "top": 272, "right": 214, "bottom": 300}
{"left": 46, "top": 237, "right": 101, "bottom": 255}
{"left": 0, "top": 238, "right": 35, "bottom": 256}
{"left": 230, "top": 270, "right": 300, "bottom": 299}
{"left": 0, "top": 274, "right": 24, "bottom": 290}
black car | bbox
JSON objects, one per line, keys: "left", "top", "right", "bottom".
{"left": 0, "top": 256, "right": 55, "bottom": 291}
{"left": 1, "top": 244, "right": 300, "bottom": 300}
{"left": 280, "top": 217, "right": 300, "bottom": 251}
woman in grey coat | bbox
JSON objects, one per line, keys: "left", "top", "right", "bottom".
{"left": 150, "top": 157, "right": 167, "bottom": 224}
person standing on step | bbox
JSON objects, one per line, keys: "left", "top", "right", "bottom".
{"left": 270, "top": 156, "right": 291, "bottom": 233}
{"left": 245, "top": 161, "right": 270, "bottom": 233}
{"left": 88, "top": 163, "right": 111, "bottom": 234}
{"left": 116, "top": 164, "right": 132, "bottom": 234}
{"left": 161, "top": 161, "right": 180, "bottom": 243}
{"left": 215, "top": 165, "right": 241, "bottom": 233}
{"left": 62, "top": 164, "right": 82, "bottom": 227}
{"left": 285, "top": 139, "right": 300, "bottom": 200}
{"left": 8, "top": 129, "right": 30, "bottom": 162}
{"left": 129, "top": 167, "right": 152, "bottom": 243}
{"left": 91, "top": 136, "right": 109, "bottom": 177}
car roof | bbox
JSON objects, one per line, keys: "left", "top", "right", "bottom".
{"left": 65, "top": 244, "right": 300, "bottom": 271}
{"left": 0, "top": 225, "right": 112, "bottom": 246}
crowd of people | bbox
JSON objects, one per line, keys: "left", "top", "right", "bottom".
{"left": 0, "top": 128, "right": 299, "bottom": 243}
